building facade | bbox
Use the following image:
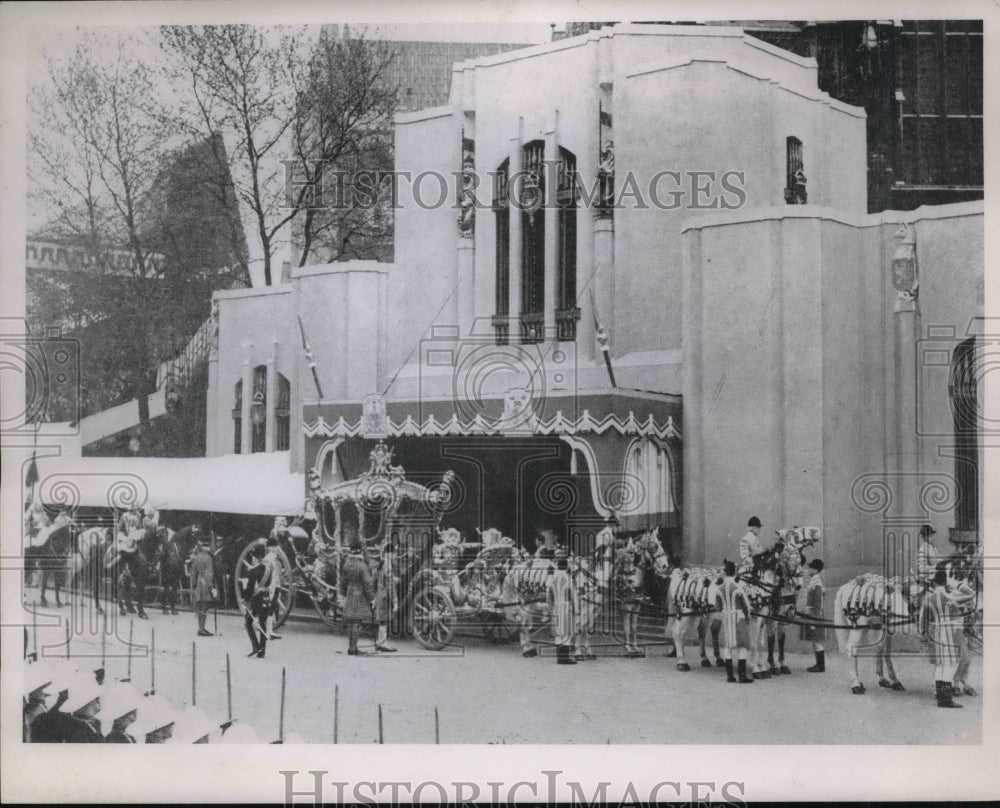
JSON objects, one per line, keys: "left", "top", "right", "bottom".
{"left": 206, "top": 24, "right": 983, "bottom": 577}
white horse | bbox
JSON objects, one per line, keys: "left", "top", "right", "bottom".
{"left": 833, "top": 553, "right": 979, "bottom": 695}
{"left": 500, "top": 556, "right": 557, "bottom": 657}
{"left": 571, "top": 528, "right": 617, "bottom": 660}
{"left": 750, "top": 527, "right": 820, "bottom": 677}
{"left": 664, "top": 564, "right": 724, "bottom": 671}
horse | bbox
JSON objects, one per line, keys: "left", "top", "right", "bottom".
{"left": 67, "top": 526, "right": 114, "bottom": 614}
{"left": 664, "top": 561, "right": 725, "bottom": 671}
{"left": 31, "top": 516, "right": 78, "bottom": 608}
{"left": 105, "top": 522, "right": 158, "bottom": 619}
{"left": 571, "top": 528, "right": 617, "bottom": 660}
{"left": 833, "top": 552, "right": 979, "bottom": 695}
{"left": 747, "top": 527, "right": 820, "bottom": 678}
{"left": 610, "top": 530, "right": 671, "bottom": 656}
{"left": 499, "top": 555, "right": 557, "bottom": 657}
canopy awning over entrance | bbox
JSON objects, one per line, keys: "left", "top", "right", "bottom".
{"left": 303, "top": 390, "right": 683, "bottom": 547}
{"left": 303, "top": 390, "right": 681, "bottom": 440}
{"left": 33, "top": 452, "right": 305, "bottom": 516}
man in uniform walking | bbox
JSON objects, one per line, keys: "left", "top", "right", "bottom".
{"left": 739, "top": 517, "right": 764, "bottom": 576}
{"left": 916, "top": 524, "right": 941, "bottom": 584}
{"left": 715, "top": 560, "right": 754, "bottom": 683}
{"left": 340, "top": 537, "right": 375, "bottom": 655}
{"left": 548, "top": 547, "right": 578, "bottom": 665}
{"left": 801, "top": 559, "right": 827, "bottom": 672}
{"left": 239, "top": 543, "right": 271, "bottom": 658}
{"left": 927, "top": 563, "right": 977, "bottom": 708}
{"left": 262, "top": 537, "right": 283, "bottom": 641}
{"left": 190, "top": 539, "right": 216, "bottom": 637}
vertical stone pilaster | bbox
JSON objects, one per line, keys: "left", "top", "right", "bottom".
{"left": 508, "top": 126, "right": 523, "bottom": 342}
{"left": 240, "top": 354, "right": 252, "bottom": 455}
{"left": 265, "top": 341, "right": 277, "bottom": 453}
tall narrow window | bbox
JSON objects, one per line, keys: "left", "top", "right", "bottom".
{"left": 232, "top": 379, "right": 243, "bottom": 454}
{"left": 521, "top": 140, "right": 545, "bottom": 344}
{"left": 251, "top": 365, "right": 267, "bottom": 453}
{"left": 556, "top": 148, "right": 579, "bottom": 341}
{"left": 492, "top": 159, "right": 510, "bottom": 346}
{"left": 950, "top": 337, "right": 980, "bottom": 536}
{"left": 276, "top": 373, "right": 291, "bottom": 451}
{"left": 785, "top": 136, "right": 807, "bottom": 204}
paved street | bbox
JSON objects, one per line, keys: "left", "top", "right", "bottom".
{"left": 22, "top": 590, "right": 981, "bottom": 745}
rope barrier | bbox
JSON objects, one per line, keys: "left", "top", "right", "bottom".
{"left": 747, "top": 608, "right": 916, "bottom": 631}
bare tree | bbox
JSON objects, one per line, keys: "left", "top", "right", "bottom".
{"left": 291, "top": 27, "right": 399, "bottom": 266}
{"left": 161, "top": 24, "right": 308, "bottom": 286}
{"left": 28, "top": 32, "right": 178, "bottom": 429}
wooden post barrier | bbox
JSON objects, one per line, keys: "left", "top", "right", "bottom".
{"left": 333, "top": 684, "right": 339, "bottom": 744}
{"left": 435, "top": 707, "right": 440, "bottom": 744}
{"left": 378, "top": 703, "right": 384, "bottom": 744}
{"left": 278, "top": 667, "right": 286, "bottom": 743}
{"left": 226, "top": 653, "right": 233, "bottom": 725}
{"left": 148, "top": 626, "right": 156, "bottom": 696}
{"left": 192, "top": 641, "right": 197, "bottom": 706}
{"left": 123, "top": 619, "right": 133, "bottom": 682}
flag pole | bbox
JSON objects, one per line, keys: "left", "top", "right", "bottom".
{"left": 589, "top": 288, "right": 617, "bottom": 388}
{"left": 297, "top": 316, "right": 325, "bottom": 399}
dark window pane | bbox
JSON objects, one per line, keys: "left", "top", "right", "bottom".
{"left": 969, "top": 34, "right": 983, "bottom": 114}
{"left": 917, "top": 117, "right": 944, "bottom": 183}
{"left": 900, "top": 118, "right": 920, "bottom": 184}
{"left": 944, "top": 35, "right": 968, "bottom": 115}
{"left": 898, "top": 30, "right": 917, "bottom": 114}
{"left": 521, "top": 141, "right": 545, "bottom": 319}
{"left": 916, "top": 36, "right": 943, "bottom": 115}
{"left": 944, "top": 118, "right": 969, "bottom": 184}
{"left": 969, "top": 118, "right": 983, "bottom": 184}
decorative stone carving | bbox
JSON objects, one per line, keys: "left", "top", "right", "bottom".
{"left": 361, "top": 393, "right": 389, "bottom": 439}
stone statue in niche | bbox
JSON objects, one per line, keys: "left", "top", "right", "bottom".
{"left": 597, "top": 139, "right": 615, "bottom": 213}
{"left": 792, "top": 168, "right": 808, "bottom": 204}
{"left": 458, "top": 138, "right": 475, "bottom": 237}
{"left": 892, "top": 223, "right": 918, "bottom": 301}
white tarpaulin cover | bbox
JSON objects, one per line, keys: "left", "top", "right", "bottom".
{"left": 33, "top": 452, "right": 306, "bottom": 516}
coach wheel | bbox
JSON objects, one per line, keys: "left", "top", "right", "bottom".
{"left": 311, "top": 594, "right": 339, "bottom": 628}
{"left": 412, "top": 586, "right": 456, "bottom": 650}
{"left": 234, "top": 539, "right": 296, "bottom": 628}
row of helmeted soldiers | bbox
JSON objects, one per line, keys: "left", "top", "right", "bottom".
{"left": 22, "top": 654, "right": 304, "bottom": 744}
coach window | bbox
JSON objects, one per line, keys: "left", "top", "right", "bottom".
{"left": 556, "top": 147, "right": 579, "bottom": 341}
{"left": 232, "top": 380, "right": 243, "bottom": 454}
{"left": 493, "top": 158, "right": 510, "bottom": 345}
{"left": 521, "top": 140, "right": 545, "bottom": 344}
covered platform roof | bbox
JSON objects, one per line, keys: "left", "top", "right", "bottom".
{"left": 33, "top": 451, "right": 305, "bottom": 516}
